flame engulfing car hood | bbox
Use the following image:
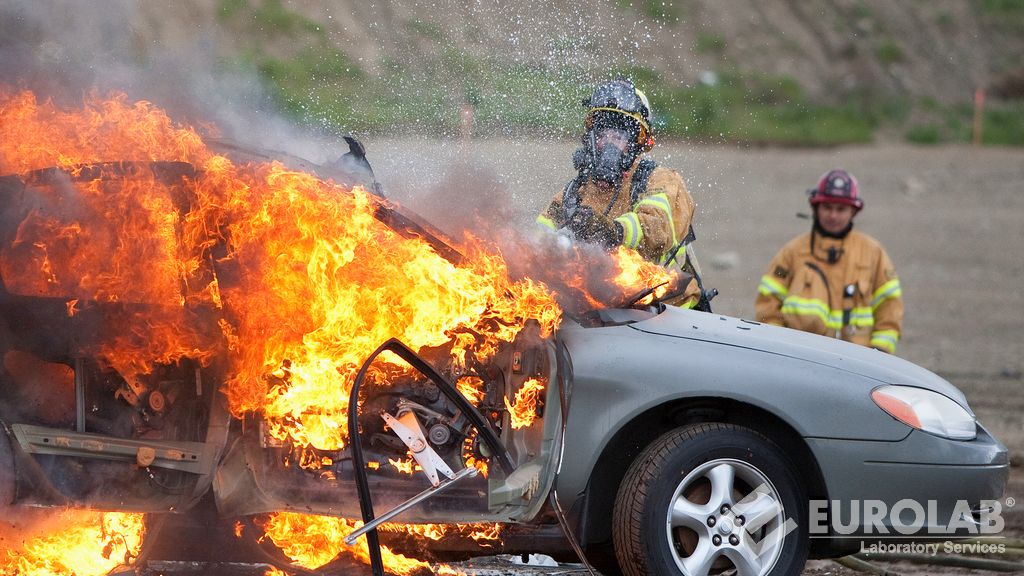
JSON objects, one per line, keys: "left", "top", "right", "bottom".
{"left": 628, "top": 306, "right": 970, "bottom": 409}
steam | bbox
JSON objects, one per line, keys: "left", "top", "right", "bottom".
{"left": 394, "top": 151, "right": 673, "bottom": 314}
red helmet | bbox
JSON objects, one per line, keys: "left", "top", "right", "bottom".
{"left": 809, "top": 169, "right": 863, "bottom": 211}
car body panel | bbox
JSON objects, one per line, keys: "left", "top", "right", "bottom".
{"left": 806, "top": 426, "right": 1008, "bottom": 535}
{"left": 552, "top": 305, "right": 1007, "bottom": 538}
{"left": 630, "top": 307, "right": 969, "bottom": 408}
{"left": 553, "top": 307, "right": 914, "bottom": 503}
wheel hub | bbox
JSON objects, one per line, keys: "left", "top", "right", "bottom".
{"left": 666, "top": 458, "right": 787, "bottom": 576}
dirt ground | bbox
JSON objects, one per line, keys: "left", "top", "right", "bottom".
{"left": 365, "top": 139, "right": 1024, "bottom": 575}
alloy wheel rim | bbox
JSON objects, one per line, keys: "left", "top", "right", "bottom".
{"left": 665, "top": 458, "right": 787, "bottom": 576}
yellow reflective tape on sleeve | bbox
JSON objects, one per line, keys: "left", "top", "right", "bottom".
{"left": 870, "top": 329, "right": 900, "bottom": 353}
{"left": 758, "top": 275, "right": 788, "bottom": 300}
{"left": 615, "top": 213, "right": 643, "bottom": 248}
{"left": 636, "top": 193, "right": 677, "bottom": 244}
{"left": 871, "top": 279, "right": 902, "bottom": 309}
{"left": 536, "top": 214, "right": 557, "bottom": 231}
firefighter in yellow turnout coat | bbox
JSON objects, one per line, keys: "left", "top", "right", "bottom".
{"left": 756, "top": 169, "right": 903, "bottom": 353}
{"left": 537, "top": 79, "right": 703, "bottom": 307}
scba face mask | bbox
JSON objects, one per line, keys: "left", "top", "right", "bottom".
{"left": 585, "top": 116, "right": 641, "bottom": 187}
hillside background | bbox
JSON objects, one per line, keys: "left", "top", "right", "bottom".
{"left": 3, "top": 0, "right": 1024, "bottom": 147}
{"left": 214, "top": 0, "right": 1024, "bottom": 145}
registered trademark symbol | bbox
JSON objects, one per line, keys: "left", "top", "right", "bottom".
{"left": 1007, "top": 497, "right": 1016, "bottom": 507}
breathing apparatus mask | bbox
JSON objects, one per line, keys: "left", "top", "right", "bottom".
{"left": 582, "top": 112, "right": 643, "bottom": 187}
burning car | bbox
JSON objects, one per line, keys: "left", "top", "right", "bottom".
{"left": 0, "top": 91, "right": 1009, "bottom": 576}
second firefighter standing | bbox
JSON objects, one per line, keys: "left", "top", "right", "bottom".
{"left": 755, "top": 169, "right": 903, "bottom": 353}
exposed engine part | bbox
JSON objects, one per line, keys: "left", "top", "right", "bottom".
{"left": 114, "top": 375, "right": 148, "bottom": 407}
{"left": 381, "top": 409, "right": 454, "bottom": 486}
{"left": 348, "top": 339, "right": 517, "bottom": 576}
{"left": 395, "top": 398, "right": 449, "bottom": 424}
{"left": 368, "top": 432, "right": 406, "bottom": 453}
{"left": 410, "top": 380, "right": 440, "bottom": 403}
{"left": 357, "top": 382, "right": 476, "bottom": 474}
{"left": 428, "top": 423, "right": 451, "bottom": 446}
{"left": 148, "top": 390, "right": 167, "bottom": 413}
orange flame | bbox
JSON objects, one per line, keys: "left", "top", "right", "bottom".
{"left": 504, "top": 377, "right": 546, "bottom": 429}
{"left": 388, "top": 457, "right": 419, "bottom": 475}
{"left": 0, "top": 510, "right": 144, "bottom": 576}
{"left": 0, "top": 89, "right": 562, "bottom": 457}
{"left": 462, "top": 523, "right": 502, "bottom": 544}
{"left": 610, "top": 245, "right": 677, "bottom": 302}
{"left": 259, "top": 514, "right": 500, "bottom": 574}
{"left": 260, "top": 513, "right": 431, "bottom": 574}
{"left": 378, "top": 522, "right": 501, "bottom": 544}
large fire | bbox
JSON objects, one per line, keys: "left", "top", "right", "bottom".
{"left": 0, "top": 89, "right": 564, "bottom": 453}
{"left": 0, "top": 511, "right": 144, "bottom": 576}
{"left": 0, "top": 89, "right": 680, "bottom": 572}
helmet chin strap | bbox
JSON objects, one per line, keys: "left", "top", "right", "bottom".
{"left": 810, "top": 218, "right": 852, "bottom": 264}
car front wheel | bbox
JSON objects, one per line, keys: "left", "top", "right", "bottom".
{"left": 613, "top": 423, "right": 808, "bottom": 576}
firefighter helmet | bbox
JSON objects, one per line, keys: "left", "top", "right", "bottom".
{"left": 809, "top": 169, "right": 863, "bottom": 211}
{"left": 583, "top": 79, "right": 654, "bottom": 151}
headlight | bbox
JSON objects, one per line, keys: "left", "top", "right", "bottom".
{"left": 871, "top": 385, "right": 976, "bottom": 440}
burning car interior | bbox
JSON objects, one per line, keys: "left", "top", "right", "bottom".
{"left": 0, "top": 160, "right": 569, "bottom": 493}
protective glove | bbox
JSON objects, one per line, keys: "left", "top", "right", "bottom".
{"left": 567, "top": 205, "right": 624, "bottom": 249}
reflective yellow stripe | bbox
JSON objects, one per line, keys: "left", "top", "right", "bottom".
{"left": 615, "top": 213, "right": 643, "bottom": 248}
{"left": 759, "top": 275, "right": 788, "bottom": 300}
{"left": 536, "top": 214, "right": 556, "bottom": 231}
{"left": 870, "top": 329, "right": 900, "bottom": 353}
{"left": 871, "top": 279, "right": 902, "bottom": 309}
{"left": 780, "top": 297, "right": 833, "bottom": 328}
{"left": 780, "top": 297, "right": 875, "bottom": 330}
{"left": 848, "top": 307, "right": 874, "bottom": 325}
{"left": 635, "top": 193, "right": 677, "bottom": 246}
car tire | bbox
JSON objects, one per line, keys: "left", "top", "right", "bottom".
{"left": 612, "top": 423, "right": 808, "bottom": 576}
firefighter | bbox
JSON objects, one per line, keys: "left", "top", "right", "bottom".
{"left": 536, "top": 78, "right": 705, "bottom": 308}
{"left": 755, "top": 169, "right": 903, "bottom": 353}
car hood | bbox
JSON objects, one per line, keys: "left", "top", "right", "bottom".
{"left": 628, "top": 306, "right": 970, "bottom": 411}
